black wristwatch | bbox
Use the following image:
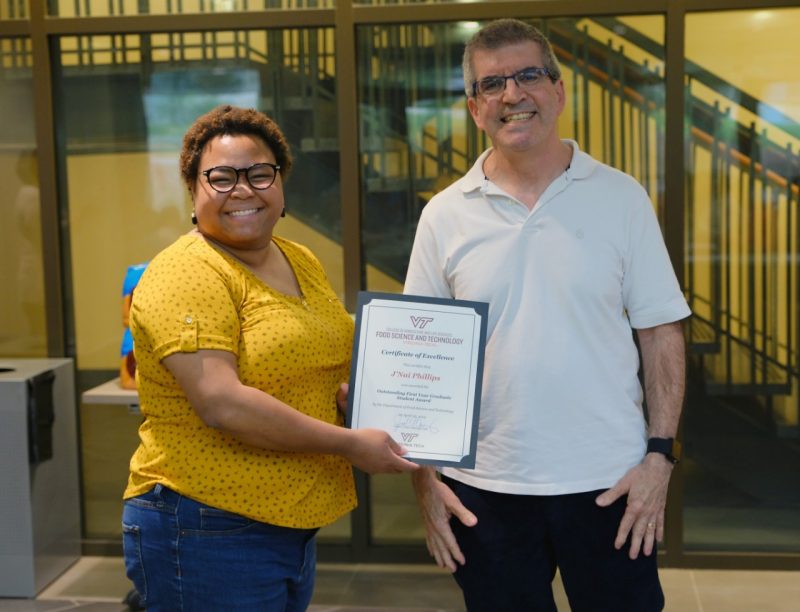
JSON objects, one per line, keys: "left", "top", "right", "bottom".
{"left": 646, "top": 437, "right": 681, "bottom": 464}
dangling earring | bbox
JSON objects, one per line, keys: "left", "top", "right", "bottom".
{"left": 191, "top": 211, "right": 197, "bottom": 225}
{"left": 280, "top": 207, "right": 286, "bottom": 218}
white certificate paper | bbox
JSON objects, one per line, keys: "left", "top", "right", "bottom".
{"left": 347, "top": 291, "right": 488, "bottom": 468}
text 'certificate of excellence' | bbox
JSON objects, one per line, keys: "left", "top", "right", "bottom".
{"left": 346, "top": 291, "right": 488, "bottom": 468}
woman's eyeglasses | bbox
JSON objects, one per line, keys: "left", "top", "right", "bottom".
{"left": 202, "top": 162, "right": 280, "bottom": 193}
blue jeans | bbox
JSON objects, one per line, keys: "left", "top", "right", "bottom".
{"left": 443, "top": 476, "right": 664, "bottom": 612}
{"left": 122, "top": 484, "right": 318, "bottom": 612}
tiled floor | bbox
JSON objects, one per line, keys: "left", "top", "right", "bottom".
{"left": 0, "top": 557, "right": 798, "bottom": 611}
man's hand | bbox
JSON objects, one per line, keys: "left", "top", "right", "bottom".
{"left": 412, "top": 467, "right": 477, "bottom": 572}
{"left": 599, "top": 320, "right": 685, "bottom": 559}
{"left": 595, "top": 454, "right": 674, "bottom": 559}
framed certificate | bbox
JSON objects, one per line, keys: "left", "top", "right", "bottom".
{"left": 346, "top": 291, "right": 488, "bottom": 468}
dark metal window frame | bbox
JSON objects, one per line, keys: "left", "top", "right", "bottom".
{"left": 3, "top": 0, "right": 799, "bottom": 570}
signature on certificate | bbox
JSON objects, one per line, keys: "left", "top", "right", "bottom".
{"left": 393, "top": 414, "right": 439, "bottom": 434}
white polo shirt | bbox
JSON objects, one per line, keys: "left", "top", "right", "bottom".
{"left": 404, "top": 141, "right": 691, "bottom": 495}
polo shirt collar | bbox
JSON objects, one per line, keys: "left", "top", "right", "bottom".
{"left": 459, "top": 139, "right": 598, "bottom": 196}
{"left": 563, "top": 139, "right": 596, "bottom": 180}
{"left": 459, "top": 149, "right": 492, "bottom": 195}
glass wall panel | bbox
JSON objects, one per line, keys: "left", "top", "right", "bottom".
{"left": 683, "top": 8, "right": 800, "bottom": 552}
{"left": 353, "top": 0, "right": 460, "bottom": 4}
{"left": 0, "top": 1, "right": 28, "bottom": 19}
{"left": 370, "top": 474, "right": 424, "bottom": 543}
{"left": 56, "top": 27, "right": 344, "bottom": 539}
{"left": 48, "top": 0, "right": 333, "bottom": 17}
{"left": 357, "top": 15, "right": 665, "bottom": 543}
{"left": 0, "top": 37, "right": 46, "bottom": 357}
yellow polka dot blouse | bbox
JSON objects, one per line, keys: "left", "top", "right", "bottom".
{"left": 124, "top": 233, "right": 357, "bottom": 529}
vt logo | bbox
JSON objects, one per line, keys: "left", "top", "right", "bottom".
{"left": 410, "top": 316, "right": 434, "bottom": 329}
{"left": 400, "top": 432, "right": 419, "bottom": 443}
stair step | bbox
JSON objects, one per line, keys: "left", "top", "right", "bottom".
{"left": 688, "top": 317, "right": 721, "bottom": 354}
{"left": 702, "top": 343, "right": 792, "bottom": 396}
{"left": 365, "top": 177, "right": 411, "bottom": 192}
{"left": 360, "top": 136, "right": 407, "bottom": 153}
{"left": 263, "top": 96, "right": 314, "bottom": 111}
{"left": 705, "top": 381, "right": 792, "bottom": 396}
{"left": 300, "top": 137, "right": 338, "bottom": 152}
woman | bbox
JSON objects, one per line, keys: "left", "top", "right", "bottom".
{"left": 122, "top": 105, "right": 417, "bottom": 612}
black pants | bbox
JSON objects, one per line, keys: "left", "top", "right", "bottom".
{"left": 443, "top": 476, "right": 665, "bottom": 612}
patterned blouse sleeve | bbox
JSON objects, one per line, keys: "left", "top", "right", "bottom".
{"left": 131, "top": 242, "right": 241, "bottom": 362}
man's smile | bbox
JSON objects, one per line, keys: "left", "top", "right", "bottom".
{"left": 500, "top": 111, "right": 536, "bottom": 123}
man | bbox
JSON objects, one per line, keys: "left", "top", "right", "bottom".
{"left": 404, "top": 19, "right": 690, "bottom": 612}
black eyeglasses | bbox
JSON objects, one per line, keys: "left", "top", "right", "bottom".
{"left": 202, "top": 162, "right": 280, "bottom": 193}
{"left": 471, "top": 66, "right": 554, "bottom": 98}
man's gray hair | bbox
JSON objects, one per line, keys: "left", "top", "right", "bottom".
{"left": 462, "top": 18, "right": 562, "bottom": 97}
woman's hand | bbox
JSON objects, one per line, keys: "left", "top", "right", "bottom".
{"left": 335, "top": 383, "right": 418, "bottom": 474}
{"left": 345, "top": 428, "right": 420, "bottom": 475}
{"left": 336, "top": 382, "right": 349, "bottom": 418}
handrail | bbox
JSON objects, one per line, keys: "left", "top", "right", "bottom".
{"left": 592, "top": 16, "right": 800, "bottom": 142}
{"left": 690, "top": 126, "right": 799, "bottom": 195}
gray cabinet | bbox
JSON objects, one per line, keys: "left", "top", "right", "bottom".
{"left": 0, "top": 359, "right": 80, "bottom": 598}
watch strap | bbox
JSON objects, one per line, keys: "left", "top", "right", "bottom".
{"left": 646, "top": 437, "right": 681, "bottom": 464}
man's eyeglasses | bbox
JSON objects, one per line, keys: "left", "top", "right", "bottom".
{"left": 471, "top": 66, "right": 554, "bottom": 98}
{"left": 202, "top": 163, "right": 280, "bottom": 193}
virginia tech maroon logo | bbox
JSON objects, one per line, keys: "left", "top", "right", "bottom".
{"left": 410, "top": 316, "right": 434, "bottom": 329}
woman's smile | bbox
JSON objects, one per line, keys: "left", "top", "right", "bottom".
{"left": 227, "top": 207, "right": 263, "bottom": 218}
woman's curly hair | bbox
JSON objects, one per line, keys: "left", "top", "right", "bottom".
{"left": 179, "top": 105, "right": 293, "bottom": 191}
